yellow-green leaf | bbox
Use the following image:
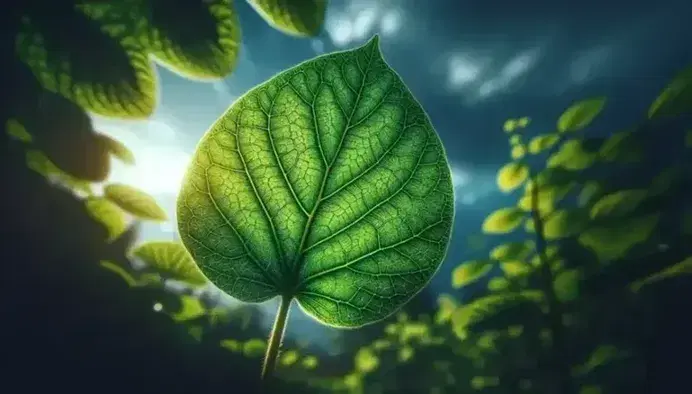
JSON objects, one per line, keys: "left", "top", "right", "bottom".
{"left": 398, "top": 346, "right": 414, "bottom": 362}
{"left": 280, "top": 350, "right": 299, "bottom": 366}
{"left": 578, "top": 181, "right": 603, "bottom": 207}
{"left": 98, "top": 133, "right": 135, "bottom": 164}
{"left": 302, "top": 355, "right": 318, "bottom": 369}
{"left": 579, "top": 214, "right": 660, "bottom": 262}
{"left": 6, "top": 119, "right": 32, "bottom": 143}
{"left": 509, "top": 134, "right": 522, "bottom": 145}
{"left": 104, "top": 183, "right": 167, "bottom": 221}
{"left": 528, "top": 133, "right": 560, "bottom": 154}
{"left": 553, "top": 269, "right": 581, "bottom": 302}
{"left": 85, "top": 197, "right": 127, "bottom": 241}
{"left": 99, "top": 260, "right": 137, "bottom": 287}
{"left": 543, "top": 209, "right": 590, "bottom": 240}
{"left": 452, "top": 260, "right": 493, "bottom": 288}
{"left": 557, "top": 97, "right": 606, "bottom": 132}
{"left": 490, "top": 241, "right": 535, "bottom": 262}
{"left": 631, "top": 256, "right": 692, "bottom": 292}
{"left": 547, "top": 139, "right": 597, "bottom": 170}
{"left": 503, "top": 119, "right": 518, "bottom": 133}
{"left": 482, "top": 208, "right": 525, "bottom": 234}
{"left": 171, "top": 295, "right": 206, "bottom": 322}
{"left": 243, "top": 339, "right": 267, "bottom": 358}
{"left": 511, "top": 145, "right": 526, "bottom": 160}
{"left": 589, "top": 189, "right": 648, "bottom": 219}
{"left": 436, "top": 294, "right": 458, "bottom": 324}
{"left": 497, "top": 162, "right": 530, "bottom": 192}
{"left": 517, "top": 116, "right": 531, "bottom": 128}
{"left": 248, "top": 0, "right": 327, "bottom": 37}
{"left": 488, "top": 277, "right": 509, "bottom": 291}
{"left": 501, "top": 261, "right": 532, "bottom": 277}
{"left": 220, "top": 339, "right": 242, "bottom": 352}
{"left": 131, "top": 241, "right": 207, "bottom": 285}
{"left": 648, "top": 66, "right": 692, "bottom": 119}
{"left": 355, "top": 347, "right": 379, "bottom": 373}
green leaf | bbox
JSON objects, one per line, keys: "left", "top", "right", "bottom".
{"left": 176, "top": 36, "right": 454, "bottom": 328}
{"left": 248, "top": 0, "right": 327, "bottom": 37}
{"left": 557, "top": 97, "right": 606, "bottom": 132}
{"left": 100, "top": 260, "right": 137, "bottom": 287}
{"left": 482, "top": 208, "right": 525, "bottom": 234}
{"left": 500, "top": 261, "right": 532, "bottom": 277}
{"left": 131, "top": 241, "right": 207, "bottom": 285}
{"left": 648, "top": 66, "right": 692, "bottom": 119}
{"left": 649, "top": 167, "right": 680, "bottom": 197}
{"left": 598, "top": 131, "right": 644, "bottom": 164}
{"left": 490, "top": 241, "right": 535, "bottom": 262}
{"left": 580, "top": 386, "right": 603, "bottom": 394}
{"left": 17, "top": 7, "right": 156, "bottom": 118}
{"left": 503, "top": 119, "right": 518, "bottom": 133}
{"left": 355, "top": 347, "right": 379, "bottom": 373}
{"left": 578, "top": 181, "right": 603, "bottom": 207}
{"left": 280, "top": 349, "right": 300, "bottom": 366}
{"left": 452, "top": 260, "right": 493, "bottom": 288}
{"left": 589, "top": 189, "right": 648, "bottom": 219}
{"left": 516, "top": 116, "right": 531, "bottom": 128}
{"left": 244, "top": 339, "right": 267, "bottom": 358}
{"left": 104, "top": 183, "right": 167, "bottom": 221}
{"left": 579, "top": 214, "right": 660, "bottom": 262}
{"left": 85, "top": 197, "right": 127, "bottom": 241}
{"left": 543, "top": 209, "right": 590, "bottom": 240}
{"left": 171, "top": 295, "right": 206, "bottom": 322}
{"left": 509, "top": 134, "right": 522, "bottom": 145}
{"left": 487, "top": 277, "right": 509, "bottom": 291}
{"left": 553, "top": 269, "right": 581, "bottom": 302}
{"left": 6, "top": 119, "right": 33, "bottom": 143}
{"left": 547, "top": 139, "right": 597, "bottom": 170}
{"left": 631, "top": 256, "right": 692, "bottom": 292}
{"left": 98, "top": 133, "right": 135, "bottom": 164}
{"left": 527, "top": 133, "right": 560, "bottom": 154}
{"left": 573, "top": 345, "right": 623, "bottom": 376}
{"left": 302, "top": 355, "right": 318, "bottom": 369}
{"left": 138, "top": 0, "right": 242, "bottom": 79}
{"left": 510, "top": 145, "right": 526, "bottom": 160}
{"left": 496, "top": 162, "right": 529, "bottom": 193}
{"left": 25, "top": 149, "right": 93, "bottom": 194}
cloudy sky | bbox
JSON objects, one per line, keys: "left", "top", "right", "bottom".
{"left": 92, "top": 0, "right": 691, "bottom": 342}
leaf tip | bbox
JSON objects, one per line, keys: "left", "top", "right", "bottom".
{"left": 365, "top": 34, "right": 381, "bottom": 51}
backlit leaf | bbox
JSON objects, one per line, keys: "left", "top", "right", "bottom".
{"left": 589, "top": 189, "right": 648, "bottom": 219}
{"left": 452, "top": 260, "right": 493, "bottom": 288}
{"left": 579, "top": 214, "right": 660, "bottom": 262}
{"left": 490, "top": 241, "right": 535, "bottom": 262}
{"left": 302, "top": 355, "right": 318, "bottom": 369}
{"left": 248, "top": 0, "right": 327, "bottom": 37}
{"left": 547, "top": 139, "right": 597, "bottom": 170}
{"left": 517, "top": 116, "right": 531, "bottom": 128}
{"left": 648, "top": 66, "right": 692, "bottom": 119}
{"left": 104, "top": 183, "right": 167, "bottom": 221}
{"left": 543, "top": 209, "right": 590, "bottom": 240}
{"left": 482, "top": 208, "right": 525, "bottom": 234}
{"left": 557, "top": 97, "right": 606, "bottom": 132}
{"left": 497, "top": 162, "right": 529, "bottom": 192}
{"left": 85, "top": 197, "right": 127, "bottom": 241}
{"left": 99, "top": 260, "right": 137, "bottom": 287}
{"left": 503, "top": 119, "right": 518, "bottom": 133}
{"left": 177, "top": 36, "right": 454, "bottom": 327}
{"left": 171, "top": 295, "right": 206, "bottom": 322}
{"left": 355, "top": 348, "right": 379, "bottom": 373}
{"left": 280, "top": 349, "right": 299, "bottom": 366}
{"left": 98, "top": 133, "right": 135, "bottom": 164}
{"left": 501, "top": 261, "right": 532, "bottom": 277}
{"left": 17, "top": 6, "right": 156, "bottom": 118}
{"left": 578, "top": 181, "right": 603, "bottom": 207}
{"left": 528, "top": 133, "right": 560, "bottom": 154}
{"left": 131, "top": 241, "right": 207, "bottom": 285}
{"left": 244, "top": 339, "right": 267, "bottom": 357}
{"left": 488, "top": 277, "right": 509, "bottom": 291}
{"left": 511, "top": 145, "right": 526, "bottom": 159}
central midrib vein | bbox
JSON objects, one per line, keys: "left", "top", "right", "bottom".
{"left": 288, "top": 47, "right": 376, "bottom": 291}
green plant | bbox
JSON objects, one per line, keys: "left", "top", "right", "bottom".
{"left": 171, "top": 35, "right": 455, "bottom": 382}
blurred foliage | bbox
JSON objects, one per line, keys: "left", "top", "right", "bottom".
{"left": 4, "top": 1, "right": 692, "bottom": 394}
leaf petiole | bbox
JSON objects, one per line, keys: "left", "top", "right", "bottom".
{"left": 261, "top": 294, "right": 292, "bottom": 384}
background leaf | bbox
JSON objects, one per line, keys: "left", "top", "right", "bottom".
{"left": 248, "top": 0, "right": 327, "bottom": 37}
{"left": 85, "top": 197, "right": 127, "bottom": 241}
{"left": 104, "top": 183, "right": 167, "bottom": 221}
{"left": 648, "top": 66, "right": 692, "bottom": 118}
{"left": 131, "top": 241, "right": 208, "bottom": 285}
{"left": 452, "top": 260, "right": 493, "bottom": 288}
{"left": 482, "top": 208, "right": 525, "bottom": 234}
{"left": 557, "top": 97, "right": 606, "bottom": 132}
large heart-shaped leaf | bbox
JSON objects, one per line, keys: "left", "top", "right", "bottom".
{"left": 177, "top": 36, "right": 454, "bottom": 328}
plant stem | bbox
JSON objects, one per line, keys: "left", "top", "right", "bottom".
{"left": 261, "top": 295, "right": 292, "bottom": 385}
{"left": 530, "top": 179, "right": 574, "bottom": 394}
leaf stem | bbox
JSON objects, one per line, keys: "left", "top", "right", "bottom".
{"left": 261, "top": 295, "right": 292, "bottom": 385}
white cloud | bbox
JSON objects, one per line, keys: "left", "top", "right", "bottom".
{"left": 325, "top": 1, "right": 405, "bottom": 48}
{"left": 444, "top": 46, "right": 542, "bottom": 103}
{"left": 311, "top": 39, "right": 325, "bottom": 54}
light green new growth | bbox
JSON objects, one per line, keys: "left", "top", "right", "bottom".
{"left": 176, "top": 36, "right": 454, "bottom": 379}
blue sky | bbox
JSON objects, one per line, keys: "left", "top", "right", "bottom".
{"left": 90, "top": 0, "right": 692, "bottom": 344}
